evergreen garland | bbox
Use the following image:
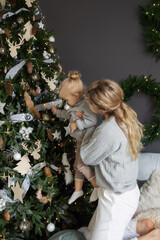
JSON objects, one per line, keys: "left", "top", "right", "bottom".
{"left": 120, "top": 75, "right": 160, "bottom": 145}
{"left": 139, "top": 0, "right": 160, "bottom": 60}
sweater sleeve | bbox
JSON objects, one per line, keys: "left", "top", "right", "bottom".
{"left": 75, "top": 112, "right": 97, "bottom": 130}
{"left": 56, "top": 109, "right": 70, "bottom": 120}
{"left": 80, "top": 124, "right": 120, "bottom": 166}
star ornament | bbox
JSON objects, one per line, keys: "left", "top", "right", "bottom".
{"left": 11, "top": 181, "right": 25, "bottom": 203}
{"left": 38, "top": 21, "right": 44, "bottom": 29}
{"left": 0, "top": 101, "right": 6, "bottom": 115}
{"left": 52, "top": 130, "right": 61, "bottom": 140}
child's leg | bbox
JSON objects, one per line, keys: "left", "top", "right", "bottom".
{"left": 89, "top": 176, "right": 99, "bottom": 202}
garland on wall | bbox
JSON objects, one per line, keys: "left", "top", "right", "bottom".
{"left": 120, "top": 75, "right": 160, "bottom": 146}
{"left": 139, "top": 0, "right": 160, "bottom": 60}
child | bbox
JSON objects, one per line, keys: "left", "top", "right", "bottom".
{"left": 80, "top": 79, "right": 144, "bottom": 240}
{"left": 51, "top": 71, "right": 99, "bottom": 204}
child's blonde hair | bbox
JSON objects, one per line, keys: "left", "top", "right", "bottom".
{"left": 87, "top": 79, "right": 144, "bottom": 160}
{"left": 59, "top": 71, "right": 84, "bottom": 98}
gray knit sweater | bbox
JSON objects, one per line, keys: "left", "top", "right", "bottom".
{"left": 80, "top": 116, "right": 138, "bottom": 193}
{"left": 56, "top": 98, "right": 97, "bottom": 139}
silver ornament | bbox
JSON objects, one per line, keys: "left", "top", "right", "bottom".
{"left": 0, "top": 46, "right": 7, "bottom": 55}
{"left": 19, "top": 219, "right": 31, "bottom": 232}
{"left": 17, "top": 17, "right": 24, "bottom": 25}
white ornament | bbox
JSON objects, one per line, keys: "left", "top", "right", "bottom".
{"left": 8, "top": 175, "right": 15, "bottom": 188}
{"left": 41, "top": 72, "right": 57, "bottom": 91}
{"left": 0, "top": 101, "right": 5, "bottom": 115}
{"left": 25, "top": 0, "right": 35, "bottom": 7}
{"left": 52, "top": 130, "right": 61, "bottom": 140}
{"left": 21, "top": 140, "right": 42, "bottom": 160}
{"left": 64, "top": 104, "right": 70, "bottom": 110}
{"left": 0, "top": 28, "right": 5, "bottom": 34}
{"left": 62, "top": 153, "right": 73, "bottom": 185}
{"left": 14, "top": 155, "right": 31, "bottom": 175}
{"left": 13, "top": 152, "right": 22, "bottom": 161}
{"left": 38, "top": 21, "right": 44, "bottom": 29}
{"left": 6, "top": 36, "right": 24, "bottom": 58}
{"left": 0, "top": 199, "right": 6, "bottom": 212}
{"left": 21, "top": 21, "right": 36, "bottom": 41}
{"left": 43, "top": 50, "right": 51, "bottom": 60}
{"left": 47, "top": 223, "right": 55, "bottom": 232}
{"left": 49, "top": 36, "right": 55, "bottom": 42}
{"left": 64, "top": 125, "right": 70, "bottom": 136}
{"left": 19, "top": 126, "right": 33, "bottom": 140}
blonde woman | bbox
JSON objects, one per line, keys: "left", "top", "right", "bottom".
{"left": 79, "top": 79, "right": 143, "bottom": 240}
{"left": 51, "top": 71, "right": 99, "bottom": 204}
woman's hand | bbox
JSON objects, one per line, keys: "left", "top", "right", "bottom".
{"left": 73, "top": 111, "right": 84, "bottom": 120}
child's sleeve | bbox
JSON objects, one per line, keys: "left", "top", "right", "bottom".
{"left": 56, "top": 109, "right": 70, "bottom": 120}
{"left": 72, "top": 111, "right": 97, "bottom": 131}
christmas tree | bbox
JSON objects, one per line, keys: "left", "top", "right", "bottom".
{"left": 0, "top": 1, "right": 95, "bottom": 239}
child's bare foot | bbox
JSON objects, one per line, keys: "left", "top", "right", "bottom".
{"left": 138, "top": 229, "right": 160, "bottom": 240}
{"left": 136, "top": 219, "right": 154, "bottom": 235}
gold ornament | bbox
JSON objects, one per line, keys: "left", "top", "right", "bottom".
{"left": 0, "top": 46, "right": 7, "bottom": 55}
{"left": 44, "top": 167, "right": 53, "bottom": 178}
{"left": 4, "top": 210, "right": 10, "bottom": 221}
{"left": 31, "top": 72, "right": 40, "bottom": 81}
{"left": 17, "top": 16, "right": 24, "bottom": 25}
{"left": 42, "top": 113, "right": 50, "bottom": 121}
{"left": 19, "top": 219, "right": 31, "bottom": 232}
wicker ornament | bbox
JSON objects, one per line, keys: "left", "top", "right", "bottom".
{"left": 47, "top": 129, "right": 54, "bottom": 141}
{"left": 4, "top": 210, "right": 10, "bottom": 221}
{"left": 27, "top": 61, "right": 33, "bottom": 73}
{"left": 0, "top": 137, "right": 3, "bottom": 149}
{"left": 11, "top": 0, "right": 16, "bottom": 7}
{"left": 30, "top": 88, "right": 36, "bottom": 96}
{"left": 0, "top": 10, "right": 4, "bottom": 20}
{"left": 44, "top": 167, "right": 53, "bottom": 178}
{"left": 5, "top": 82, "right": 13, "bottom": 95}
{"left": 5, "top": 28, "right": 11, "bottom": 39}
{"left": 32, "top": 25, "right": 37, "bottom": 35}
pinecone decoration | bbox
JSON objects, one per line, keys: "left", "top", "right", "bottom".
{"left": 11, "top": 0, "right": 16, "bottom": 7}
{"left": 27, "top": 61, "right": 33, "bottom": 74}
{"left": 5, "top": 28, "right": 11, "bottom": 39}
{"left": 5, "top": 82, "right": 13, "bottom": 95}
{"left": 0, "top": 138, "right": 3, "bottom": 149}
{"left": 0, "top": 10, "right": 4, "bottom": 20}
{"left": 32, "top": 26, "right": 37, "bottom": 36}
{"left": 4, "top": 210, "right": 10, "bottom": 221}
{"left": 47, "top": 129, "right": 54, "bottom": 141}
{"left": 44, "top": 167, "right": 53, "bottom": 178}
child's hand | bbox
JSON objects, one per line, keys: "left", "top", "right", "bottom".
{"left": 70, "top": 122, "right": 78, "bottom": 133}
{"left": 51, "top": 106, "right": 57, "bottom": 115}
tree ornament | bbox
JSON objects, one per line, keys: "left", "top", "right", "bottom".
{"left": 32, "top": 16, "right": 35, "bottom": 21}
{"left": 48, "top": 46, "right": 55, "bottom": 54}
{"left": 36, "top": 189, "right": 50, "bottom": 204}
{"left": 21, "top": 21, "right": 36, "bottom": 41}
{"left": 14, "top": 155, "right": 31, "bottom": 175}
{"left": 0, "top": 0, "right": 6, "bottom": 9}
{"left": 52, "top": 130, "right": 61, "bottom": 141}
{"left": 62, "top": 153, "right": 73, "bottom": 185}
{"left": 43, "top": 50, "right": 51, "bottom": 60}
{"left": 25, "top": 0, "right": 35, "bottom": 8}
{"left": 47, "top": 222, "right": 55, "bottom": 232}
{"left": 44, "top": 167, "right": 52, "bottom": 178}
{"left": 11, "top": 0, "right": 16, "bottom": 7}
{"left": 0, "top": 101, "right": 5, "bottom": 114}
{"left": 6, "top": 36, "right": 24, "bottom": 58}
{"left": 35, "top": 85, "right": 41, "bottom": 95}
{"left": 11, "top": 181, "right": 25, "bottom": 203}
{"left": 17, "top": 16, "right": 24, "bottom": 25}
{"left": 47, "top": 128, "right": 54, "bottom": 141}
{"left": 0, "top": 10, "right": 4, "bottom": 19}
{"left": 38, "top": 21, "right": 44, "bottom": 29}
{"left": 19, "top": 219, "right": 31, "bottom": 232}
{"left": 5, "top": 81, "right": 13, "bottom": 95}
{"left": 0, "top": 137, "right": 3, "bottom": 149}
{"left": 41, "top": 72, "right": 57, "bottom": 91}
{"left": 19, "top": 126, "right": 33, "bottom": 140}
{"left": 24, "top": 91, "right": 40, "bottom": 119}
{"left": 13, "top": 152, "right": 21, "bottom": 161}
{"left": 31, "top": 72, "right": 40, "bottom": 81}
{"left": 27, "top": 61, "right": 33, "bottom": 73}
{"left": 4, "top": 67, "right": 7, "bottom": 73}
{"left": 4, "top": 28, "right": 11, "bottom": 39}
{"left": 30, "top": 88, "right": 36, "bottom": 96}
{"left": 12, "top": 21, "right": 17, "bottom": 28}
{"left": 49, "top": 36, "right": 55, "bottom": 42}
{"left": 4, "top": 210, "right": 10, "bottom": 221}
{"left": 32, "top": 25, "right": 37, "bottom": 35}
{"left": 0, "top": 46, "right": 7, "bottom": 55}
{"left": 0, "top": 198, "right": 6, "bottom": 211}
{"left": 42, "top": 113, "right": 50, "bottom": 121}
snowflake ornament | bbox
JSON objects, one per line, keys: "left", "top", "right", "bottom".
{"left": 43, "top": 50, "right": 51, "bottom": 60}
{"left": 19, "top": 126, "right": 33, "bottom": 140}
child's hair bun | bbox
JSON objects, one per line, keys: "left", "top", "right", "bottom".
{"left": 68, "top": 71, "right": 81, "bottom": 80}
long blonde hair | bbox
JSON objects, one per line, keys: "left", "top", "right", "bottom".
{"left": 59, "top": 71, "right": 84, "bottom": 98}
{"left": 87, "top": 79, "right": 143, "bottom": 160}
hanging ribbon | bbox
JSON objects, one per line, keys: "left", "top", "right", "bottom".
{"left": 2, "top": 8, "right": 29, "bottom": 20}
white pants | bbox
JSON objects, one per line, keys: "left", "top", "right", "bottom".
{"left": 88, "top": 185, "right": 140, "bottom": 240}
